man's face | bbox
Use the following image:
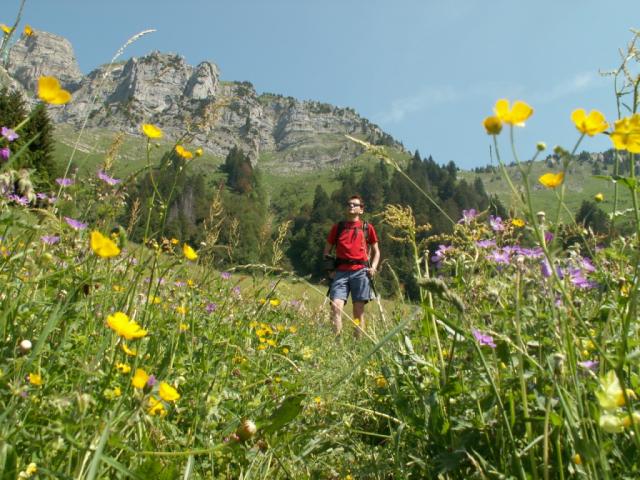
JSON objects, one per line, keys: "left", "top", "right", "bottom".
{"left": 346, "top": 199, "right": 363, "bottom": 215}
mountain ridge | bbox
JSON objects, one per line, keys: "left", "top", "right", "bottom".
{"left": 2, "top": 28, "right": 403, "bottom": 173}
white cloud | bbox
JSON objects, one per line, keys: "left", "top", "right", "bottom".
{"left": 530, "top": 72, "right": 602, "bottom": 104}
{"left": 375, "top": 86, "right": 458, "bottom": 124}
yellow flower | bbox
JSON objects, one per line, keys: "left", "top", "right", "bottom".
{"left": 106, "top": 311, "right": 148, "bottom": 340}
{"left": 538, "top": 172, "right": 564, "bottom": 188}
{"left": 23, "top": 24, "right": 33, "bottom": 36}
{"left": 104, "top": 386, "right": 122, "bottom": 400}
{"left": 266, "top": 338, "right": 277, "bottom": 347}
{"left": 594, "top": 193, "right": 604, "bottom": 202}
{"left": 158, "top": 382, "right": 180, "bottom": 402}
{"left": 257, "top": 344, "right": 267, "bottom": 351}
{"left": 610, "top": 114, "right": 640, "bottom": 153}
{"left": 37, "top": 76, "right": 72, "bottom": 105}
{"left": 175, "top": 145, "right": 194, "bottom": 159}
{"left": 301, "top": 346, "right": 313, "bottom": 360}
{"left": 269, "top": 298, "right": 280, "bottom": 307}
{"left": 621, "top": 411, "right": 640, "bottom": 428}
{"left": 572, "top": 454, "right": 582, "bottom": 465}
{"left": 494, "top": 99, "right": 533, "bottom": 127}
{"left": 483, "top": 115, "right": 503, "bottom": 135}
{"left": 511, "top": 218, "right": 525, "bottom": 227}
{"left": 599, "top": 413, "right": 624, "bottom": 433}
{"left": 375, "top": 376, "right": 388, "bottom": 388}
{"left": 141, "top": 123, "right": 163, "bottom": 139}
{"left": 289, "top": 326, "right": 298, "bottom": 334}
{"left": 183, "top": 243, "right": 198, "bottom": 261}
{"left": 121, "top": 343, "right": 137, "bottom": 356}
{"left": 115, "top": 362, "right": 131, "bottom": 374}
{"left": 176, "top": 305, "right": 187, "bottom": 315}
{"left": 148, "top": 396, "right": 167, "bottom": 416}
{"left": 1, "top": 24, "right": 12, "bottom": 35}
{"left": 28, "top": 373, "right": 43, "bottom": 386}
{"left": 195, "top": 147, "right": 204, "bottom": 157}
{"left": 112, "top": 285, "right": 124, "bottom": 292}
{"left": 596, "top": 370, "right": 636, "bottom": 411}
{"left": 131, "top": 368, "right": 150, "bottom": 389}
{"left": 90, "top": 230, "right": 121, "bottom": 258}
{"left": 18, "top": 462, "right": 37, "bottom": 479}
{"left": 571, "top": 109, "right": 608, "bottom": 136}
{"left": 282, "top": 347, "right": 289, "bottom": 355}
{"left": 179, "top": 323, "right": 189, "bottom": 332}
{"left": 170, "top": 238, "right": 179, "bottom": 245}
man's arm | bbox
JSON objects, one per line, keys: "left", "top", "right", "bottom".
{"left": 323, "top": 242, "right": 334, "bottom": 258}
{"left": 368, "top": 242, "right": 380, "bottom": 276}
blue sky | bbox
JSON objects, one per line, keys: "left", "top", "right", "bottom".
{"left": 5, "top": 0, "right": 639, "bottom": 169}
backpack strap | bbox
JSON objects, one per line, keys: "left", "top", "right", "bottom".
{"left": 335, "top": 221, "right": 369, "bottom": 243}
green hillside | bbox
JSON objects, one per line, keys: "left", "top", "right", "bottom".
{"left": 460, "top": 156, "right": 633, "bottom": 220}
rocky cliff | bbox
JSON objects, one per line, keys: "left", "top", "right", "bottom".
{"left": 3, "top": 29, "right": 401, "bottom": 172}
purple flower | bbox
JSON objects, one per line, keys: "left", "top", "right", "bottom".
{"left": 232, "top": 286, "right": 241, "bottom": 295}
{"left": 472, "top": 328, "right": 497, "bottom": 348}
{"left": 174, "top": 281, "right": 186, "bottom": 288}
{"left": 569, "top": 269, "right": 597, "bottom": 289}
{"left": 55, "top": 178, "right": 74, "bottom": 187}
{"left": 476, "top": 239, "right": 496, "bottom": 248}
{"left": 578, "top": 360, "right": 599, "bottom": 371}
{"left": 580, "top": 257, "right": 596, "bottom": 273}
{"left": 489, "top": 215, "right": 504, "bottom": 232}
{"left": 7, "top": 194, "right": 29, "bottom": 206}
{"left": 458, "top": 208, "right": 477, "bottom": 224}
{"left": 487, "top": 249, "right": 510, "bottom": 265}
{"left": 64, "top": 216, "right": 87, "bottom": 230}
{"left": 41, "top": 235, "right": 60, "bottom": 245}
{"left": 97, "top": 170, "right": 121, "bottom": 186}
{"left": 431, "top": 245, "right": 451, "bottom": 266}
{"left": 205, "top": 302, "right": 217, "bottom": 313}
{"left": 146, "top": 375, "right": 157, "bottom": 387}
{"left": 540, "top": 260, "right": 552, "bottom": 278}
{"left": 1, "top": 127, "right": 19, "bottom": 142}
{"left": 36, "top": 192, "right": 48, "bottom": 200}
{"left": 0, "top": 147, "right": 10, "bottom": 161}
{"left": 544, "top": 231, "right": 554, "bottom": 245}
{"left": 221, "top": 272, "right": 231, "bottom": 280}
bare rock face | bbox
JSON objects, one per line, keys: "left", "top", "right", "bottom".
{"left": 6, "top": 29, "right": 401, "bottom": 172}
{"left": 7, "top": 29, "right": 83, "bottom": 92}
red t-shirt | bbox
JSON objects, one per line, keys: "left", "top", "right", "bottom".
{"left": 327, "top": 221, "right": 379, "bottom": 271}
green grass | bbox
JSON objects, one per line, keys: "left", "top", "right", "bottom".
{"left": 460, "top": 158, "right": 634, "bottom": 219}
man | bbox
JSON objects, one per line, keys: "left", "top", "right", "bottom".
{"left": 323, "top": 195, "right": 380, "bottom": 337}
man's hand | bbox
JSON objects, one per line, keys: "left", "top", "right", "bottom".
{"left": 367, "top": 266, "right": 377, "bottom": 277}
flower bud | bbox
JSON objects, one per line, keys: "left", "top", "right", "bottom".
{"left": 19, "top": 339, "right": 32, "bottom": 354}
{"left": 594, "top": 193, "right": 604, "bottom": 202}
{"left": 237, "top": 419, "right": 257, "bottom": 441}
{"left": 536, "top": 141, "right": 547, "bottom": 151}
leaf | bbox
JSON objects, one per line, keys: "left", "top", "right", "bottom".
{"left": 0, "top": 442, "right": 17, "bottom": 480}
{"left": 549, "top": 412, "right": 563, "bottom": 427}
{"left": 262, "top": 393, "right": 306, "bottom": 434}
{"left": 606, "top": 175, "right": 637, "bottom": 190}
{"left": 101, "top": 455, "right": 145, "bottom": 479}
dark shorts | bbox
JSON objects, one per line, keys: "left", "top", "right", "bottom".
{"left": 330, "top": 268, "right": 372, "bottom": 303}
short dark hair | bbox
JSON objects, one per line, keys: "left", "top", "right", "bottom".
{"left": 348, "top": 194, "right": 364, "bottom": 207}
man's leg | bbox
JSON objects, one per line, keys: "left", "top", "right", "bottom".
{"left": 330, "top": 298, "right": 345, "bottom": 334}
{"left": 353, "top": 301, "right": 365, "bottom": 338}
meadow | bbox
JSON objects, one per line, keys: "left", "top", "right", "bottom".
{"left": 1, "top": 18, "right": 640, "bottom": 480}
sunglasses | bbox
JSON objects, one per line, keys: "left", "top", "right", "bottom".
{"left": 346, "top": 202, "right": 362, "bottom": 208}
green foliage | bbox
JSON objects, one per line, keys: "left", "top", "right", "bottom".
{"left": 0, "top": 87, "right": 58, "bottom": 184}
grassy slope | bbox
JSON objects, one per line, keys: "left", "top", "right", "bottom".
{"left": 460, "top": 158, "right": 632, "bottom": 220}
{"left": 52, "top": 125, "right": 410, "bottom": 210}
{"left": 54, "top": 124, "right": 629, "bottom": 222}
